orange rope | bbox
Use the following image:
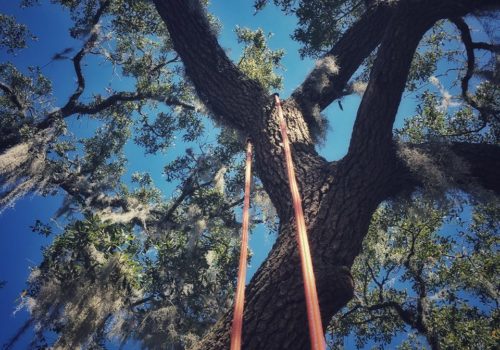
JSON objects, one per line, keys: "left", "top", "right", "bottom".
{"left": 230, "top": 140, "right": 253, "bottom": 350}
{"left": 275, "top": 95, "right": 326, "bottom": 350}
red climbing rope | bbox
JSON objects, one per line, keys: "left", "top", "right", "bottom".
{"left": 230, "top": 140, "right": 253, "bottom": 350}
{"left": 230, "top": 97, "right": 325, "bottom": 349}
{"left": 275, "top": 94, "right": 326, "bottom": 350}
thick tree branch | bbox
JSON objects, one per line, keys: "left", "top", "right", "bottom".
{"left": 450, "top": 18, "right": 476, "bottom": 103}
{"left": 472, "top": 42, "right": 500, "bottom": 52}
{"left": 0, "top": 88, "right": 187, "bottom": 153}
{"left": 395, "top": 142, "right": 500, "bottom": 196}
{"left": 71, "top": 92, "right": 195, "bottom": 116}
{"left": 153, "top": 0, "right": 268, "bottom": 131}
{"left": 348, "top": 4, "right": 438, "bottom": 159}
{"left": 291, "top": 1, "right": 393, "bottom": 114}
{"left": 447, "top": 142, "right": 500, "bottom": 194}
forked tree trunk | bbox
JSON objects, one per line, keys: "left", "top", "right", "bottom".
{"left": 192, "top": 97, "right": 410, "bottom": 349}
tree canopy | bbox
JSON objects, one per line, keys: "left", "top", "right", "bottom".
{"left": 0, "top": 0, "right": 499, "bottom": 349}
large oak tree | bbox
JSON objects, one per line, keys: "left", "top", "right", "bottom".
{"left": 152, "top": 0, "right": 499, "bottom": 348}
{"left": 0, "top": 0, "right": 499, "bottom": 349}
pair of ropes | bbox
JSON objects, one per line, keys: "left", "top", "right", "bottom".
{"left": 230, "top": 95, "right": 325, "bottom": 350}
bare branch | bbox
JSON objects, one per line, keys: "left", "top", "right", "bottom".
{"left": 366, "top": 262, "right": 384, "bottom": 302}
{"left": 60, "top": 0, "right": 111, "bottom": 115}
{"left": 450, "top": 18, "right": 475, "bottom": 103}
{"left": 403, "top": 226, "right": 421, "bottom": 270}
{"left": 450, "top": 17, "right": 498, "bottom": 124}
{"left": 150, "top": 54, "right": 180, "bottom": 75}
{"left": 162, "top": 176, "right": 210, "bottom": 222}
{"left": 37, "top": 91, "right": 196, "bottom": 129}
{"left": 2, "top": 318, "right": 34, "bottom": 350}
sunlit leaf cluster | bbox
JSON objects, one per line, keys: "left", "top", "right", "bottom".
{"left": 236, "top": 26, "right": 284, "bottom": 92}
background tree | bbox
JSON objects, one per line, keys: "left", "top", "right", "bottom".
{"left": 0, "top": 0, "right": 499, "bottom": 349}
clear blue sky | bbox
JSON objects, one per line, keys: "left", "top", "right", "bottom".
{"left": 1, "top": 0, "right": 429, "bottom": 348}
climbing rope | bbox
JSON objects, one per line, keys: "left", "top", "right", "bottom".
{"left": 274, "top": 94, "right": 325, "bottom": 350}
{"left": 230, "top": 140, "right": 253, "bottom": 350}
{"left": 230, "top": 97, "right": 325, "bottom": 349}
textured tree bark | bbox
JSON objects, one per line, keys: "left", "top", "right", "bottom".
{"left": 153, "top": 0, "right": 500, "bottom": 348}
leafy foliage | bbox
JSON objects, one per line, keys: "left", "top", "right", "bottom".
{"left": 0, "top": 13, "right": 36, "bottom": 53}
{"left": 328, "top": 196, "right": 499, "bottom": 349}
{"left": 235, "top": 27, "right": 284, "bottom": 91}
{"left": 397, "top": 80, "right": 499, "bottom": 145}
{"left": 255, "top": 0, "right": 367, "bottom": 57}
{"left": 19, "top": 214, "right": 240, "bottom": 349}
